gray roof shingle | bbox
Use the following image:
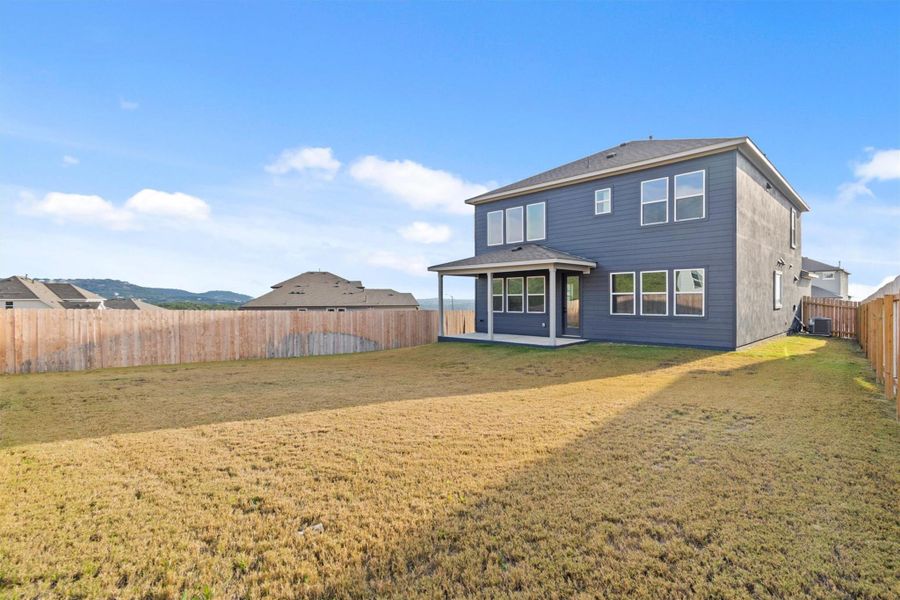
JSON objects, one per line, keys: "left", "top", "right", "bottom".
{"left": 802, "top": 257, "right": 848, "bottom": 273}
{"left": 241, "top": 271, "right": 419, "bottom": 309}
{"left": 468, "top": 138, "right": 743, "bottom": 202}
{"left": 429, "top": 244, "right": 595, "bottom": 271}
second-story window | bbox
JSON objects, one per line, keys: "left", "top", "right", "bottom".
{"left": 790, "top": 207, "right": 797, "bottom": 248}
{"left": 594, "top": 188, "right": 611, "bottom": 215}
{"left": 641, "top": 177, "right": 668, "bottom": 225}
{"left": 674, "top": 170, "right": 705, "bottom": 221}
{"left": 487, "top": 210, "right": 503, "bottom": 246}
{"left": 526, "top": 202, "right": 546, "bottom": 241}
{"left": 506, "top": 207, "right": 524, "bottom": 244}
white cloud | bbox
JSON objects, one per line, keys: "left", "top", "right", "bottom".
{"left": 366, "top": 250, "right": 430, "bottom": 277}
{"left": 839, "top": 148, "right": 900, "bottom": 201}
{"left": 854, "top": 149, "right": 900, "bottom": 182}
{"left": 265, "top": 146, "right": 341, "bottom": 179}
{"left": 119, "top": 98, "right": 139, "bottom": 111}
{"left": 124, "top": 189, "right": 211, "bottom": 220}
{"left": 398, "top": 221, "right": 452, "bottom": 244}
{"left": 25, "top": 192, "right": 134, "bottom": 229}
{"left": 62, "top": 155, "right": 79, "bottom": 166}
{"left": 349, "top": 155, "right": 486, "bottom": 215}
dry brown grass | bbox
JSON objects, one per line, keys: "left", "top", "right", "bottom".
{"left": 0, "top": 337, "right": 897, "bottom": 599}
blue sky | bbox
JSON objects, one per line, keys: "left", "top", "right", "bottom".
{"left": 1, "top": 2, "right": 898, "bottom": 300}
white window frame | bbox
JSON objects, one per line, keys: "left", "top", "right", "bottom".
{"left": 594, "top": 188, "right": 612, "bottom": 215}
{"left": 525, "top": 202, "right": 546, "bottom": 241}
{"left": 674, "top": 268, "right": 706, "bottom": 317}
{"left": 609, "top": 271, "right": 636, "bottom": 316}
{"left": 640, "top": 177, "right": 669, "bottom": 226}
{"left": 505, "top": 206, "right": 524, "bottom": 244}
{"left": 790, "top": 207, "right": 797, "bottom": 249}
{"left": 505, "top": 277, "right": 524, "bottom": 313}
{"left": 640, "top": 270, "right": 669, "bottom": 317}
{"left": 492, "top": 277, "right": 505, "bottom": 313}
{"left": 487, "top": 210, "right": 504, "bottom": 247}
{"left": 526, "top": 276, "right": 546, "bottom": 313}
{"left": 774, "top": 270, "right": 783, "bottom": 310}
{"left": 674, "top": 170, "right": 706, "bottom": 222}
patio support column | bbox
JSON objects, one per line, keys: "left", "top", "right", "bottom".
{"left": 549, "top": 266, "right": 557, "bottom": 345}
{"left": 437, "top": 273, "right": 444, "bottom": 337}
{"left": 486, "top": 272, "right": 494, "bottom": 341}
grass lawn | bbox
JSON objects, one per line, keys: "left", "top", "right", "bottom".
{"left": 0, "top": 336, "right": 897, "bottom": 599}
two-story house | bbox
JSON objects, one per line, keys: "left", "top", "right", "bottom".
{"left": 429, "top": 137, "right": 809, "bottom": 350}
{"left": 801, "top": 257, "right": 851, "bottom": 299}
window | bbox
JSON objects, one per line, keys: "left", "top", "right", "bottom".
{"left": 487, "top": 210, "right": 503, "bottom": 246}
{"left": 594, "top": 188, "right": 611, "bottom": 215}
{"left": 790, "top": 207, "right": 797, "bottom": 248}
{"left": 674, "top": 269, "right": 705, "bottom": 316}
{"left": 641, "top": 177, "right": 668, "bottom": 225}
{"left": 674, "top": 170, "right": 705, "bottom": 222}
{"left": 336, "top": 308, "right": 347, "bottom": 312}
{"left": 610, "top": 272, "right": 635, "bottom": 315}
{"left": 4, "top": 301, "right": 12, "bottom": 309}
{"left": 506, "top": 277, "right": 524, "bottom": 313}
{"left": 505, "top": 206, "right": 524, "bottom": 244}
{"left": 640, "top": 271, "right": 668, "bottom": 316}
{"left": 526, "top": 202, "right": 546, "bottom": 241}
{"left": 822, "top": 272, "right": 835, "bottom": 280}
{"left": 492, "top": 277, "right": 504, "bottom": 312}
{"left": 296, "top": 308, "right": 307, "bottom": 312}
{"left": 774, "top": 271, "right": 783, "bottom": 310}
{"left": 326, "top": 308, "right": 336, "bottom": 312}
{"left": 526, "top": 276, "right": 546, "bottom": 313}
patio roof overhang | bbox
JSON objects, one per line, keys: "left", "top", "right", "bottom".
{"left": 428, "top": 244, "right": 597, "bottom": 276}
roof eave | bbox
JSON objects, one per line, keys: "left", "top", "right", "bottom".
{"left": 464, "top": 137, "right": 810, "bottom": 213}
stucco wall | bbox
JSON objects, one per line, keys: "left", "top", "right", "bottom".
{"left": 735, "top": 152, "right": 804, "bottom": 347}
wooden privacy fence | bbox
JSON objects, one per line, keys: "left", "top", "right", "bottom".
{"left": 858, "top": 293, "right": 899, "bottom": 416}
{"left": 0, "top": 309, "right": 476, "bottom": 375}
{"left": 801, "top": 297, "right": 859, "bottom": 339}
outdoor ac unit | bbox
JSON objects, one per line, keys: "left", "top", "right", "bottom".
{"left": 809, "top": 317, "right": 832, "bottom": 337}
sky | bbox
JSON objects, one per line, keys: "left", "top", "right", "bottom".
{"left": 1, "top": 2, "right": 898, "bottom": 301}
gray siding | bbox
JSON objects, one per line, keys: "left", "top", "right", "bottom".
{"left": 735, "top": 152, "right": 804, "bottom": 346}
{"left": 474, "top": 151, "right": 738, "bottom": 349}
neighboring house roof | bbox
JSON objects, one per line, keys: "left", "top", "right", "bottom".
{"left": 0, "top": 276, "right": 109, "bottom": 308}
{"left": 801, "top": 257, "right": 850, "bottom": 274}
{"left": 104, "top": 298, "right": 165, "bottom": 310}
{"left": 466, "top": 137, "right": 809, "bottom": 212}
{"left": 810, "top": 284, "right": 842, "bottom": 298}
{"left": 44, "top": 283, "right": 105, "bottom": 302}
{"left": 241, "top": 271, "right": 419, "bottom": 309}
{"left": 429, "top": 244, "right": 597, "bottom": 274}
{"left": 0, "top": 276, "right": 65, "bottom": 308}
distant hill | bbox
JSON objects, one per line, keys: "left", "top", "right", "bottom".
{"left": 40, "top": 279, "right": 252, "bottom": 307}
{"left": 417, "top": 298, "right": 475, "bottom": 311}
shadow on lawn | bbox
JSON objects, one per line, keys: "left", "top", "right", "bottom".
{"left": 323, "top": 338, "right": 894, "bottom": 598}
{"left": 1, "top": 341, "right": 720, "bottom": 448}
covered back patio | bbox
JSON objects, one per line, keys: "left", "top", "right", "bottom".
{"left": 428, "top": 244, "right": 597, "bottom": 347}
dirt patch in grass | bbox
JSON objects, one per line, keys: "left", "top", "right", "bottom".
{"left": 0, "top": 337, "right": 897, "bottom": 598}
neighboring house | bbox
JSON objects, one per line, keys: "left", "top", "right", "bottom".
{"left": 429, "top": 137, "right": 809, "bottom": 350}
{"left": 0, "top": 276, "right": 106, "bottom": 309}
{"left": 240, "top": 271, "right": 419, "bottom": 311}
{"left": 801, "top": 257, "right": 851, "bottom": 299}
{"left": 104, "top": 298, "right": 166, "bottom": 310}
